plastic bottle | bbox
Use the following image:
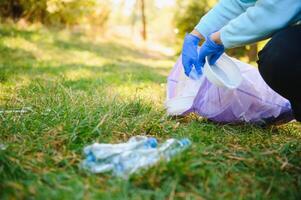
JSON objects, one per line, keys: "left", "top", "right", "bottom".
{"left": 84, "top": 136, "right": 158, "bottom": 160}
{"left": 82, "top": 136, "right": 158, "bottom": 173}
{"left": 82, "top": 137, "right": 191, "bottom": 176}
{"left": 112, "top": 138, "right": 191, "bottom": 177}
{"left": 159, "top": 138, "right": 191, "bottom": 159}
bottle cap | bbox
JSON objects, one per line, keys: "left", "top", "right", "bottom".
{"left": 147, "top": 137, "right": 158, "bottom": 148}
{"left": 180, "top": 138, "right": 191, "bottom": 147}
{"left": 86, "top": 152, "right": 96, "bottom": 162}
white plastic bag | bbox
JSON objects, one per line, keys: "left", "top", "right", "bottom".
{"left": 166, "top": 54, "right": 293, "bottom": 123}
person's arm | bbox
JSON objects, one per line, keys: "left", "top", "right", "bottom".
{"left": 194, "top": 0, "right": 256, "bottom": 38}
{"left": 220, "top": 0, "right": 301, "bottom": 48}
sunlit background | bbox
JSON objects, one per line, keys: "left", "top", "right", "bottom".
{"left": 0, "top": 0, "right": 264, "bottom": 108}
{"left": 0, "top": 0, "right": 262, "bottom": 61}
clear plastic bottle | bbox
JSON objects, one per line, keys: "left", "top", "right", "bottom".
{"left": 159, "top": 138, "right": 191, "bottom": 159}
{"left": 112, "top": 138, "right": 191, "bottom": 177}
{"left": 82, "top": 136, "right": 158, "bottom": 173}
{"left": 83, "top": 136, "right": 158, "bottom": 160}
{"left": 82, "top": 137, "right": 191, "bottom": 177}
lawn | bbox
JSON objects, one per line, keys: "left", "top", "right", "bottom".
{"left": 0, "top": 24, "right": 301, "bottom": 200}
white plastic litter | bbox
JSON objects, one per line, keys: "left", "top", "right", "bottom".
{"left": 203, "top": 54, "right": 243, "bottom": 89}
{"left": 0, "top": 107, "right": 32, "bottom": 114}
{"left": 165, "top": 66, "right": 204, "bottom": 115}
{"left": 166, "top": 53, "right": 293, "bottom": 123}
{"left": 165, "top": 54, "right": 243, "bottom": 115}
{"left": 82, "top": 136, "right": 191, "bottom": 178}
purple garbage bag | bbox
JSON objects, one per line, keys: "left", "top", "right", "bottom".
{"left": 166, "top": 54, "right": 294, "bottom": 124}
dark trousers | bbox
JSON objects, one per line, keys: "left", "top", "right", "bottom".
{"left": 257, "top": 24, "right": 301, "bottom": 122}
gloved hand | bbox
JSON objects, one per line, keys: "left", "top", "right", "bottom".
{"left": 182, "top": 33, "right": 202, "bottom": 77}
{"left": 198, "top": 34, "right": 225, "bottom": 68}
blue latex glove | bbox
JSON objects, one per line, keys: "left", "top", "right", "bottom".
{"left": 182, "top": 33, "right": 202, "bottom": 77}
{"left": 198, "top": 34, "right": 225, "bottom": 68}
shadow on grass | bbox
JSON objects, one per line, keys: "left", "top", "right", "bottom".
{"left": 0, "top": 27, "right": 169, "bottom": 85}
{"left": 0, "top": 25, "right": 35, "bottom": 40}
{"left": 0, "top": 45, "right": 36, "bottom": 82}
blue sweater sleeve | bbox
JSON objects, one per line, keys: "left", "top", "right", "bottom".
{"left": 195, "top": 0, "right": 256, "bottom": 38}
{"left": 220, "top": 0, "right": 301, "bottom": 48}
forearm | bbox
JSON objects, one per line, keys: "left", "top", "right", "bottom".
{"left": 190, "top": 29, "right": 205, "bottom": 40}
{"left": 220, "top": 0, "right": 301, "bottom": 48}
{"left": 210, "top": 31, "right": 222, "bottom": 45}
{"left": 190, "top": 29, "right": 222, "bottom": 46}
{"left": 194, "top": 0, "right": 255, "bottom": 38}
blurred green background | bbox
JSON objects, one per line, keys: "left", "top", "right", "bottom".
{"left": 0, "top": 0, "right": 261, "bottom": 62}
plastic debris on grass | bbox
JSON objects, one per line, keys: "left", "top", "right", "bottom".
{"left": 82, "top": 136, "right": 191, "bottom": 178}
{"left": 0, "top": 107, "right": 33, "bottom": 114}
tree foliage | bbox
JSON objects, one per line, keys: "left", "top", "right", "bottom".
{"left": 0, "top": 0, "right": 111, "bottom": 27}
{"left": 174, "top": 0, "right": 211, "bottom": 40}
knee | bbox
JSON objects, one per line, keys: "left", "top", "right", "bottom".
{"left": 257, "top": 43, "right": 279, "bottom": 87}
{"left": 257, "top": 25, "right": 301, "bottom": 75}
{"left": 257, "top": 25, "right": 301, "bottom": 103}
{"left": 257, "top": 35, "right": 283, "bottom": 70}
{"left": 257, "top": 29, "right": 293, "bottom": 85}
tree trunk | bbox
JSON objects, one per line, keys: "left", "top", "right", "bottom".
{"left": 140, "top": 0, "right": 147, "bottom": 40}
{"left": 248, "top": 44, "right": 258, "bottom": 62}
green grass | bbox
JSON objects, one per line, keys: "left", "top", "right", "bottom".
{"left": 0, "top": 24, "right": 301, "bottom": 200}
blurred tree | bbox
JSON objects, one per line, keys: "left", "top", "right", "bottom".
{"left": 174, "top": 0, "right": 210, "bottom": 41}
{"left": 0, "top": 0, "right": 111, "bottom": 28}
{"left": 85, "top": 0, "right": 111, "bottom": 30}
{"left": 0, "top": 0, "right": 25, "bottom": 21}
{"left": 140, "top": 0, "right": 147, "bottom": 40}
